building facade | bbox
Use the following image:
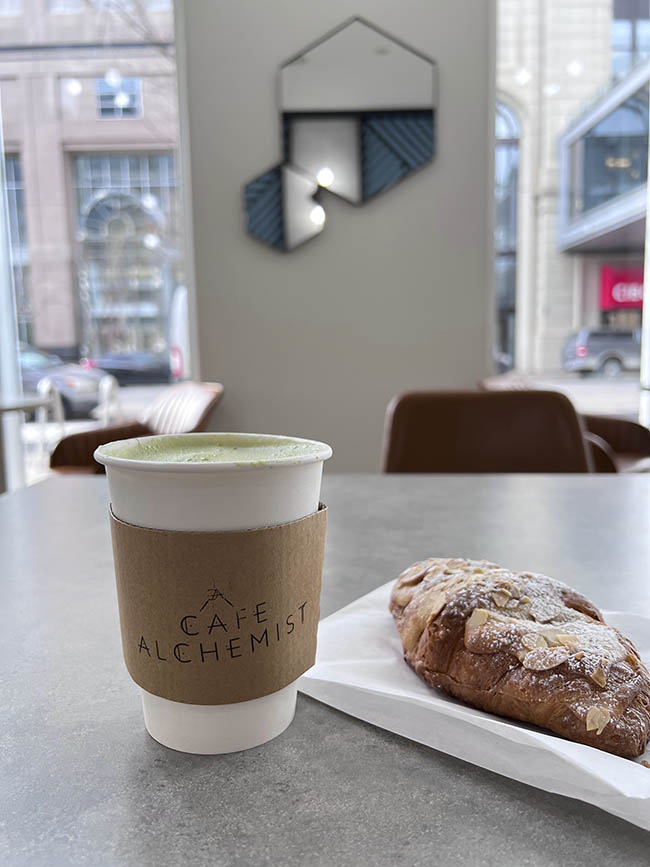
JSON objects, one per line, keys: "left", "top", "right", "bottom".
{"left": 3, "top": 1, "right": 648, "bottom": 371}
{"left": 0, "top": 0, "right": 180, "bottom": 359}
{"left": 497, "top": 0, "right": 648, "bottom": 373}
{"left": 558, "top": 54, "right": 648, "bottom": 337}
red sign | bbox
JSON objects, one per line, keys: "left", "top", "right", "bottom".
{"left": 600, "top": 265, "right": 644, "bottom": 310}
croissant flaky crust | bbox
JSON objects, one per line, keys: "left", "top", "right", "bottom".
{"left": 390, "top": 558, "right": 650, "bottom": 757}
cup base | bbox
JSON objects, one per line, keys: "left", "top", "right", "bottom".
{"left": 140, "top": 682, "right": 298, "bottom": 754}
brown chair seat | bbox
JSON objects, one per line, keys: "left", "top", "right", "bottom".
{"left": 50, "top": 381, "right": 224, "bottom": 473}
{"left": 382, "top": 390, "right": 594, "bottom": 473}
{"left": 480, "top": 377, "right": 650, "bottom": 473}
{"left": 581, "top": 413, "right": 650, "bottom": 472}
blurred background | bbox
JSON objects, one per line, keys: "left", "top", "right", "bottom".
{"left": 1, "top": 0, "right": 649, "bottom": 482}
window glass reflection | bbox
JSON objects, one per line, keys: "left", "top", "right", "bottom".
{"left": 611, "top": 0, "right": 650, "bottom": 78}
{"left": 74, "top": 153, "right": 180, "bottom": 356}
{"left": 495, "top": 103, "right": 519, "bottom": 370}
{"left": 570, "top": 84, "right": 648, "bottom": 216}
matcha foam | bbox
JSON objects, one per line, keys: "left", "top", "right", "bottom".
{"left": 100, "top": 433, "right": 326, "bottom": 465}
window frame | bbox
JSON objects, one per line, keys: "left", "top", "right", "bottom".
{"left": 48, "top": 0, "right": 83, "bottom": 13}
{"left": 95, "top": 77, "right": 143, "bottom": 120}
{"left": 494, "top": 101, "right": 520, "bottom": 369}
{"left": 0, "top": 0, "right": 21, "bottom": 16}
{"left": 558, "top": 58, "right": 650, "bottom": 250}
{"left": 612, "top": 0, "right": 650, "bottom": 78}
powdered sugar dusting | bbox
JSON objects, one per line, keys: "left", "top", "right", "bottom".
{"left": 395, "top": 557, "right": 639, "bottom": 724}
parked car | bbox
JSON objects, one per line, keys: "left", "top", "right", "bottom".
{"left": 562, "top": 328, "right": 641, "bottom": 377}
{"left": 19, "top": 343, "right": 105, "bottom": 418}
{"left": 81, "top": 351, "right": 171, "bottom": 385}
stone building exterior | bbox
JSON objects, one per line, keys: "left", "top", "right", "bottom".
{"left": 2, "top": 0, "right": 647, "bottom": 371}
{"left": 0, "top": 0, "right": 178, "bottom": 358}
{"left": 497, "top": 0, "right": 621, "bottom": 372}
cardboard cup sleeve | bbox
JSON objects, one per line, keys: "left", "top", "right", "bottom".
{"left": 109, "top": 505, "right": 327, "bottom": 705}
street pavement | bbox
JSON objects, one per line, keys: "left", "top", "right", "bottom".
{"left": 512, "top": 373, "right": 641, "bottom": 418}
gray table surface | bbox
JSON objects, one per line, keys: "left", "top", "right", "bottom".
{"left": 2, "top": 474, "right": 650, "bottom": 866}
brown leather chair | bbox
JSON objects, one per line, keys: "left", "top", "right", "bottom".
{"left": 480, "top": 376, "right": 650, "bottom": 472}
{"left": 381, "top": 390, "right": 594, "bottom": 473}
{"left": 50, "top": 381, "right": 224, "bottom": 473}
{"left": 582, "top": 413, "right": 650, "bottom": 472}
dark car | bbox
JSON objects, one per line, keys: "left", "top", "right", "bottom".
{"left": 19, "top": 343, "right": 105, "bottom": 418}
{"left": 562, "top": 328, "right": 641, "bottom": 377}
{"left": 82, "top": 351, "right": 171, "bottom": 385}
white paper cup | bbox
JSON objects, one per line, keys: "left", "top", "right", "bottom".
{"left": 95, "top": 432, "right": 332, "bottom": 754}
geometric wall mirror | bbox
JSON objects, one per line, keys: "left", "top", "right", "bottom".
{"left": 244, "top": 17, "right": 438, "bottom": 251}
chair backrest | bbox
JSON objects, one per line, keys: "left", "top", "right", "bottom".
{"left": 139, "top": 381, "right": 224, "bottom": 435}
{"left": 382, "top": 390, "right": 593, "bottom": 473}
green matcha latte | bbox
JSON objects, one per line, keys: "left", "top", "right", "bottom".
{"left": 97, "top": 433, "right": 328, "bottom": 467}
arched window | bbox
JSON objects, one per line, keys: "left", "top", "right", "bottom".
{"left": 78, "top": 191, "right": 170, "bottom": 358}
{"left": 495, "top": 102, "right": 519, "bottom": 371}
{"left": 73, "top": 153, "right": 179, "bottom": 359}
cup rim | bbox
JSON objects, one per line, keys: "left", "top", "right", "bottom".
{"left": 94, "top": 432, "right": 333, "bottom": 473}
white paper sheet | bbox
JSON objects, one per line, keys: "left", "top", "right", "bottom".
{"left": 299, "top": 582, "right": 650, "bottom": 831}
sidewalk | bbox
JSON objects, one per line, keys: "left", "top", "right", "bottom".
{"left": 493, "top": 373, "right": 641, "bottom": 419}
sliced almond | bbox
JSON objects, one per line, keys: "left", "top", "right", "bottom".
{"left": 492, "top": 590, "right": 511, "bottom": 608}
{"left": 391, "top": 586, "right": 415, "bottom": 608}
{"left": 574, "top": 651, "right": 585, "bottom": 660}
{"left": 464, "top": 608, "right": 494, "bottom": 651}
{"left": 420, "top": 586, "right": 448, "bottom": 616}
{"left": 590, "top": 659, "right": 607, "bottom": 688}
{"left": 539, "top": 627, "right": 565, "bottom": 646}
{"left": 466, "top": 608, "right": 490, "bottom": 628}
{"left": 398, "top": 562, "right": 427, "bottom": 583}
{"left": 400, "top": 588, "right": 447, "bottom": 654}
{"left": 505, "top": 598, "right": 521, "bottom": 609}
{"left": 585, "top": 706, "right": 611, "bottom": 735}
{"left": 521, "top": 647, "right": 571, "bottom": 671}
{"left": 521, "top": 633, "right": 547, "bottom": 651}
{"left": 519, "top": 595, "right": 531, "bottom": 605}
{"left": 554, "top": 633, "right": 580, "bottom": 650}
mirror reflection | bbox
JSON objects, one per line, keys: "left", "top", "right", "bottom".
{"left": 244, "top": 17, "right": 437, "bottom": 251}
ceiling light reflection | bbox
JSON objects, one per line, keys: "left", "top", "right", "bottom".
{"left": 66, "top": 79, "right": 82, "bottom": 96}
{"left": 316, "top": 167, "right": 335, "bottom": 187}
{"left": 309, "top": 205, "right": 326, "bottom": 227}
{"left": 104, "top": 67, "right": 122, "bottom": 88}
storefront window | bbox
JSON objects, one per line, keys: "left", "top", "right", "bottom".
{"left": 73, "top": 152, "right": 181, "bottom": 358}
{"left": 495, "top": 102, "right": 519, "bottom": 370}
{"left": 4, "top": 154, "right": 30, "bottom": 343}
{"left": 498, "top": 0, "right": 647, "bottom": 392}
{"left": 571, "top": 83, "right": 649, "bottom": 216}
{"left": 0, "top": 1, "right": 189, "bottom": 487}
{"left": 611, "top": 0, "right": 650, "bottom": 79}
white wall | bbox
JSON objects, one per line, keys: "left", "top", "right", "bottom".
{"left": 176, "top": 0, "right": 495, "bottom": 472}
{"left": 281, "top": 17, "right": 436, "bottom": 112}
